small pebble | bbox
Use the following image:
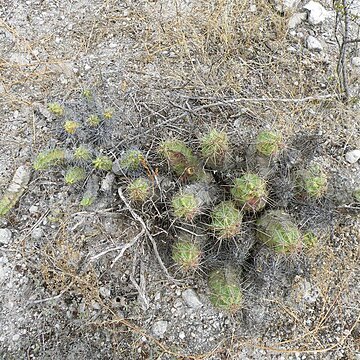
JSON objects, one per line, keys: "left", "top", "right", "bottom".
{"left": 306, "top": 36, "right": 323, "bottom": 52}
{"left": 31, "top": 227, "right": 44, "bottom": 240}
{"left": 0, "top": 229, "right": 12, "bottom": 245}
{"left": 151, "top": 320, "right": 168, "bottom": 338}
{"left": 345, "top": 150, "right": 360, "bottom": 164}
{"left": 182, "top": 289, "right": 202, "bottom": 309}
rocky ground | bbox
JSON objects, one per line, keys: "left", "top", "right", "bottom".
{"left": 0, "top": 0, "right": 359, "bottom": 359}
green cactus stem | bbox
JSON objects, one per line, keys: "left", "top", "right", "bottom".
{"left": 255, "top": 131, "right": 282, "bottom": 157}
{"left": 200, "top": 129, "right": 229, "bottom": 168}
{"left": 211, "top": 201, "right": 243, "bottom": 239}
{"left": 231, "top": 173, "right": 268, "bottom": 211}
{"left": 208, "top": 267, "right": 243, "bottom": 313}
{"left": 256, "top": 210, "right": 302, "bottom": 253}
{"left": 33, "top": 149, "right": 65, "bottom": 170}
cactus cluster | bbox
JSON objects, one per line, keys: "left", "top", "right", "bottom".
{"left": 31, "top": 96, "right": 333, "bottom": 315}
{"left": 32, "top": 93, "right": 116, "bottom": 207}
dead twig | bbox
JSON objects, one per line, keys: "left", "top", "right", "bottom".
{"left": 118, "top": 187, "right": 180, "bottom": 283}
{"left": 87, "top": 228, "right": 145, "bottom": 264}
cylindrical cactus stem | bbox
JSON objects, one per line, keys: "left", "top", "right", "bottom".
{"left": 127, "top": 178, "right": 151, "bottom": 203}
{"left": 231, "top": 173, "right": 268, "bottom": 211}
{"left": 295, "top": 164, "right": 327, "bottom": 199}
{"left": 33, "top": 148, "right": 66, "bottom": 170}
{"left": 256, "top": 210, "right": 302, "bottom": 253}
{"left": 246, "top": 130, "right": 283, "bottom": 178}
{"left": 120, "top": 149, "right": 144, "bottom": 173}
{"left": 200, "top": 129, "right": 229, "bottom": 169}
{"left": 64, "top": 120, "right": 80, "bottom": 135}
{"left": 65, "top": 167, "right": 86, "bottom": 185}
{"left": 159, "top": 139, "right": 206, "bottom": 182}
{"left": 171, "top": 192, "right": 201, "bottom": 221}
{"left": 93, "top": 155, "right": 113, "bottom": 171}
{"left": 172, "top": 232, "right": 202, "bottom": 272}
{"left": 208, "top": 265, "right": 243, "bottom": 313}
{"left": 255, "top": 130, "right": 282, "bottom": 157}
{"left": 210, "top": 201, "right": 243, "bottom": 239}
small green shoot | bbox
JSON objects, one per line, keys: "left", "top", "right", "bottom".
{"left": 48, "top": 102, "right": 64, "bottom": 116}
{"left": 74, "top": 146, "right": 92, "bottom": 161}
{"left": 80, "top": 195, "right": 95, "bottom": 207}
{"left": 87, "top": 114, "right": 100, "bottom": 127}
{"left": 127, "top": 178, "right": 151, "bottom": 203}
{"left": 120, "top": 150, "right": 144, "bottom": 172}
{"left": 64, "top": 120, "right": 79, "bottom": 135}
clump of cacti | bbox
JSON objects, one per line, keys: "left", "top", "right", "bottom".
{"left": 64, "top": 120, "right": 79, "bottom": 135}
{"left": 255, "top": 131, "right": 282, "bottom": 157}
{"left": 48, "top": 102, "right": 64, "bottom": 116}
{"left": 200, "top": 129, "right": 229, "bottom": 168}
{"left": 172, "top": 236, "right": 202, "bottom": 271}
{"left": 33, "top": 149, "right": 65, "bottom": 170}
{"left": 65, "top": 167, "right": 86, "bottom": 185}
{"left": 208, "top": 267, "right": 243, "bottom": 313}
{"left": 171, "top": 192, "right": 200, "bottom": 221}
{"left": 159, "top": 139, "right": 204, "bottom": 181}
{"left": 93, "top": 155, "right": 113, "bottom": 171}
{"left": 231, "top": 173, "right": 268, "bottom": 211}
{"left": 120, "top": 149, "right": 144, "bottom": 173}
{"left": 211, "top": 201, "right": 243, "bottom": 239}
{"left": 32, "top": 93, "right": 345, "bottom": 315}
{"left": 127, "top": 178, "right": 151, "bottom": 203}
{"left": 296, "top": 165, "right": 327, "bottom": 199}
{"left": 256, "top": 210, "right": 301, "bottom": 253}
